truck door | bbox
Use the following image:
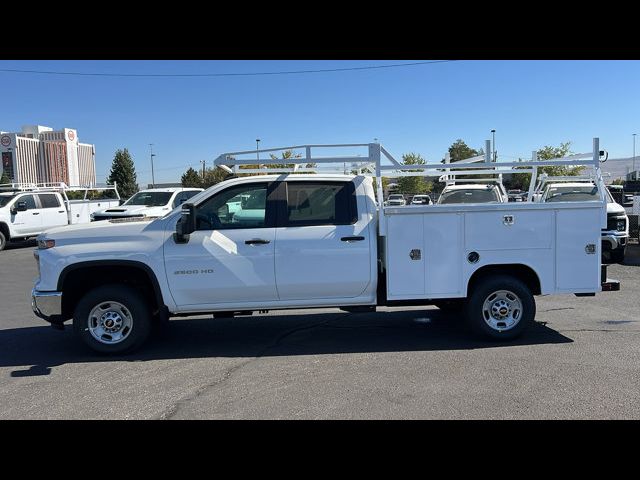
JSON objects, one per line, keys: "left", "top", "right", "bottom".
{"left": 36, "top": 193, "right": 68, "bottom": 230}
{"left": 164, "top": 181, "right": 279, "bottom": 308}
{"left": 10, "top": 194, "right": 42, "bottom": 236}
{"left": 274, "top": 180, "right": 372, "bottom": 301}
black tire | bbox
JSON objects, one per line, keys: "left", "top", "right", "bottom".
{"left": 609, "top": 247, "right": 626, "bottom": 264}
{"left": 465, "top": 275, "right": 535, "bottom": 341}
{"left": 0, "top": 230, "right": 6, "bottom": 251}
{"left": 73, "top": 284, "right": 152, "bottom": 354}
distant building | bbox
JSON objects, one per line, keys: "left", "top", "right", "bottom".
{"left": 0, "top": 125, "right": 96, "bottom": 186}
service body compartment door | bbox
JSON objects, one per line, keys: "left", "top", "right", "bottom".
{"left": 385, "top": 214, "right": 425, "bottom": 298}
{"left": 424, "top": 213, "right": 463, "bottom": 296}
{"left": 555, "top": 206, "right": 602, "bottom": 292}
{"left": 386, "top": 211, "right": 464, "bottom": 299}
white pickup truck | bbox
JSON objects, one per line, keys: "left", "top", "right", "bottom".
{"left": 91, "top": 187, "right": 203, "bottom": 221}
{"left": 0, "top": 183, "right": 120, "bottom": 251}
{"left": 31, "top": 140, "right": 619, "bottom": 354}
{"left": 535, "top": 176, "right": 629, "bottom": 264}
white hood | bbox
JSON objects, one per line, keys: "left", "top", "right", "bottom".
{"left": 94, "top": 204, "right": 172, "bottom": 217}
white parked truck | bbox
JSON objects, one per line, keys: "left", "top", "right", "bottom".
{"left": 535, "top": 175, "right": 629, "bottom": 264}
{"left": 0, "top": 183, "right": 120, "bottom": 251}
{"left": 31, "top": 139, "right": 619, "bottom": 354}
{"left": 91, "top": 187, "right": 203, "bottom": 221}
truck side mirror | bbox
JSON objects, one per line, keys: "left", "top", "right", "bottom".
{"left": 10, "top": 201, "right": 27, "bottom": 215}
{"left": 174, "top": 203, "right": 196, "bottom": 244}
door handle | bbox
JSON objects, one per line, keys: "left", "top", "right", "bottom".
{"left": 341, "top": 236, "right": 365, "bottom": 242}
{"left": 58, "top": 210, "right": 65, "bottom": 213}
{"left": 245, "top": 239, "right": 271, "bottom": 245}
{"left": 32, "top": 212, "right": 40, "bottom": 215}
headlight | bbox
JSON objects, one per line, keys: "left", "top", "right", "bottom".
{"left": 37, "top": 239, "right": 56, "bottom": 249}
{"left": 617, "top": 220, "right": 626, "bottom": 232}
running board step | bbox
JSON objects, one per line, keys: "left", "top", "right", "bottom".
{"left": 339, "top": 306, "right": 376, "bottom": 313}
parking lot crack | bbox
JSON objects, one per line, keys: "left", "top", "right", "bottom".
{"left": 157, "top": 314, "right": 343, "bottom": 420}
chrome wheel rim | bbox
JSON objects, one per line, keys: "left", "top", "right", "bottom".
{"left": 482, "top": 290, "right": 522, "bottom": 332}
{"left": 88, "top": 301, "right": 133, "bottom": 344}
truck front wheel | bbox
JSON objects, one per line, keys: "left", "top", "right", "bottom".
{"left": 0, "top": 231, "right": 6, "bottom": 251}
{"left": 73, "top": 284, "right": 152, "bottom": 354}
{"left": 609, "top": 246, "right": 626, "bottom": 264}
{"left": 466, "top": 275, "right": 535, "bottom": 341}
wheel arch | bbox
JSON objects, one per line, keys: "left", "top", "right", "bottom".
{"left": 0, "top": 222, "right": 10, "bottom": 239}
{"left": 467, "top": 263, "right": 542, "bottom": 297}
{"left": 58, "top": 260, "right": 165, "bottom": 320}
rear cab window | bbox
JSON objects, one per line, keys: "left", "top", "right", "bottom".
{"left": 38, "top": 194, "right": 61, "bottom": 208}
{"left": 284, "top": 181, "right": 357, "bottom": 226}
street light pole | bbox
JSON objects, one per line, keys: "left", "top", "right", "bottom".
{"left": 256, "top": 138, "right": 261, "bottom": 163}
{"left": 491, "top": 129, "right": 496, "bottom": 162}
{"left": 633, "top": 133, "right": 637, "bottom": 179}
{"left": 149, "top": 144, "right": 156, "bottom": 188}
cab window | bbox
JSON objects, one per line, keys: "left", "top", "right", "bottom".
{"left": 285, "top": 181, "right": 356, "bottom": 226}
{"left": 195, "top": 183, "right": 268, "bottom": 230}
{"left": 38, "top": 194, "right": 61, "bottom": 208}
{"left": 17, "top": 194, "right": 37, "bottom": 210}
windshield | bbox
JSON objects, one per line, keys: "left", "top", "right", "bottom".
{"left": 388, "top": 195, "right": 403, "bottom": 200}
{"left": 438, "top": 188, "right": 500, "bottom": 204}
{"left": 544, "top": 185, "right": 600, "bottom": 202}
{"left": 124, "top": 191, "right": 173, "bottom": 207}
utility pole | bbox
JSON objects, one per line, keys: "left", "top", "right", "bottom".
{"left": 200, "top": 160, "right": 206, "bottom": 179}
{"left": 149, "top": 144, "right": 156, "bottom": 188}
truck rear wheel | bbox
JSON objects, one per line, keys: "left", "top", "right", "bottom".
{"left": 0, "top": 231, "right": 6, "bottom": 251}
{"left": 466, "top": 275, "right": 535, "bottom": 340}
{"left": 73, "top": 284, "right": 152, "bottom": 354}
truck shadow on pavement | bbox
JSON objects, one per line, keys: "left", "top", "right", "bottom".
{"left": 2, "top": 308, "right": 573, "bottom": 378}
{"left": 4, "top": 239, "right": 37, "bottom": 251}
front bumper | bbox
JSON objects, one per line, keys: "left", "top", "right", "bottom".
{"left": 31, "top": 288, "right": 63, "bottom": 322}
{"left": 601, "top": 232, "right": 628, "bottom": 251}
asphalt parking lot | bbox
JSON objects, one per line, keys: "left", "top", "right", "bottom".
{"left": 1, "top": 240, "right": 639, "bottom": 419}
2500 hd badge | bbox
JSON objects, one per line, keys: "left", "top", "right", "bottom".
{"left": 174, "top": 269, "right": 214, "bottom": 275}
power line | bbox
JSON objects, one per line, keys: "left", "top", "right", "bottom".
{"left": 0, "top": 60, "right": 458, "bottom": 78}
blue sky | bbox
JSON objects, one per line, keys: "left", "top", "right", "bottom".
{"left": 1, "top": 60, "right": 639, "bottom": 186}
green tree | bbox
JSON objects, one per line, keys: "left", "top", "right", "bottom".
{"left": 509, "top": 142, "right": 583, "bottom": 190}
{"left": 446, "top": 139, "right": 480, "bottom": 163}
{"left": 397, "top": 153, "right": 431, "bottom": 195}
{"left": 202, "top": 166, "right": 230, "bottom": 188}
{"left": 0, "top": 169, "right": 10, "bottom": 184}
{"left": 107, "top": 148, "right": 139, "bottom": 199}
{"left": 181, "top": 167, "right": 203, "bottom": 188}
